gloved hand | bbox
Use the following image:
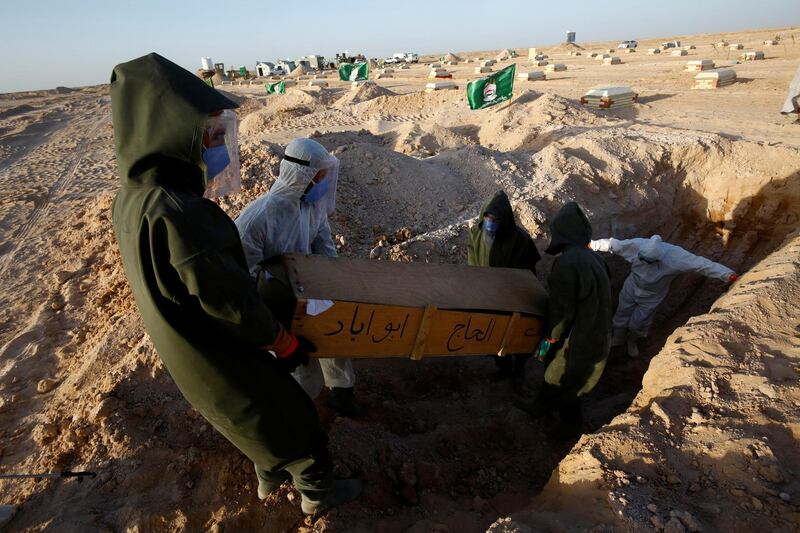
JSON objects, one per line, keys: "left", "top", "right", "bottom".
{"left": 534, "top": 338, "right": 553, "bottom": 362}
{"left": 274, "top": 335, "right": 316, "bottom": 373}
{"left": 728, "top": 273, "right": 739, "bottom": 283}
{"left": 589, "top": 240, "right": 611, "bottom": 252}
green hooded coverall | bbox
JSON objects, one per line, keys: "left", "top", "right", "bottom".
{"left": 538, "top": 202, "right": 612, "bottom": 426}
{"left": 468, "top": 191, "right": 541, "bottom": 380}
{"left": 109, "top": 53, "right": 331, "bottom": 500}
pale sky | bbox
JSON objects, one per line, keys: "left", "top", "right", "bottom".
{"left": 2, "top": 0, "right": 799, "bottom": 93}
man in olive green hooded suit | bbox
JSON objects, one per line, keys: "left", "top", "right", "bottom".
{"left": 518, "top": 202, "right": 612, "bottom": 436}
{"left": 468, "top": 190, "right": 541, "bottom": 390}
{"left": 109, "top": 53, "right": 359, "bottom": 514}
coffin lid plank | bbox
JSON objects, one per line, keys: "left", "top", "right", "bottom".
{"left": 281, "top": 253, "right": 547, "bottom": 315}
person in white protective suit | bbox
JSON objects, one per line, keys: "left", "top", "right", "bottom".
{"left": 235, "top": 138, "right": 363, "bottom": 417}
{"left": 590, "top": 235, "right": 738, "bottom": 358}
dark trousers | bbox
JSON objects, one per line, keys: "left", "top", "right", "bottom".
{"left": 255, "top": 446, "right": 333, "bottom": 502}
{"left": 493, "top": 353, "right": 530, "bottom": 375}
{"left": 536, "top": 382, "right": 584, "bottom": 427}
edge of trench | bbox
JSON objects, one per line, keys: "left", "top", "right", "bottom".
{"left": 497, "top": 227, "right": 800, "bottom": 531}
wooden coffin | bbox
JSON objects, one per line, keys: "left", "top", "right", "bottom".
{"left": 265, "top": 254, "right": 548, "bottom": 360}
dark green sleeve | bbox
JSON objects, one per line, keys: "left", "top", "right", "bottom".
{"left": 523, "top": 233, "right": 541, "bottom": 274}
{"left": 171, "top": 250, "right": 282, "bottom": 346}
{"left": 545, "top": 258, "right": 577, "bottom": 341}
{"left": 156, "top": 199, "right": 283, "bottom": 347}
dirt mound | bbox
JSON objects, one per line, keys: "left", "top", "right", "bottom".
{"left": 238, "top": 89, "right": 326, "bottom": 135}
{"left": 444, "top": 52, "right": 463, "bottom": 62}
{"left": 232, "top": 96, "right": 265, "bottom": 122}
{"left": 545, "top": 42, "right": 586, "bottom": 54}
{"left": 477, "top": 90, "right": 606, "bottom": 151}
{"left": 215, "top": 88, "right": 246, "bottom": 105}
{"left": 211, "top": 71, "right": 229, "bottom": 85}
{"left": 353, "top": 88, "right": 463, "bottom": 118}
{"left": 335, "top": 82, "right": 396, "bottom": 106}
{"left": 286, "top": 64, "right": 312, "bottom": 78}
{"left": 495, "top": 48, "right": 517, "bottom": 61}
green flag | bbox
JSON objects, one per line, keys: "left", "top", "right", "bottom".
{"left": 338, "top": 62, "right": 369, "bottom": 81}
{"left": 266, "top": 81, "right": 286, "bottom": 94}
{"left": 467, "top": 64, "right": 516, "bottom": 110}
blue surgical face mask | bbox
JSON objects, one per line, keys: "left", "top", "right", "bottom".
{"left": 202, "top": 144, "right": 230, "bottom": 180}
{"left": 303, "top": 178, "right": 330, "bottom": 203}
{"left": 483, "top": 217, "right": 500, "bottom": 233}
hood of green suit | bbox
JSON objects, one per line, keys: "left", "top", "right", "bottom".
{"left": 545, "top": 201, "right": 592, "bottom": 254}
{"left": 478, "top": 190, "right": 515, "bottom": 237}
{"left": 110, "top": 52, "right": 238, "bottom": 192}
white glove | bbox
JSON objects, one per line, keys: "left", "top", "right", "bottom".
{"left": 589, "top": 239, "right": 611, "bottom": 252}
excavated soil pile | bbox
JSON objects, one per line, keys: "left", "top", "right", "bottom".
{"left": 0, "top": 77, "right": 798, "bottom": 533}
{"left": 335, "top": 83, "right": 397, "bottom": 107}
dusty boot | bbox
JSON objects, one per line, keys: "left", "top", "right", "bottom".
{"left": 611, "top": 327, "right": 626, "bottom": 347}
{"left": 626, "top": 334, "right": 640, "bottom": 358}
{"left": 326, "top": 387, "right": 366, "bottom": 418}
{"left": 301, "top": 479, "right": 362, "bottom": 516}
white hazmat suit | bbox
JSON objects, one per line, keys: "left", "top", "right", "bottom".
{"left": 235, "top": 138, "right": 355, "bottom": 398}
{"left": 590, "top": 235, "right": 736, "bottom": 356}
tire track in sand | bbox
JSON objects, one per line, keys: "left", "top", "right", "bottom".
{"left": 259, "top": 110, "right": 439, "bottom": 135}
{"left": 0, "top": 106, "right": 110, "bottom": 278}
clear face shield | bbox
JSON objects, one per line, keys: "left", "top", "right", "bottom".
{"left": 301, "top": 155, "right": 339, "bottom": 215}
{"left": 202, "top": 109, "right": 241, "bottom": 199}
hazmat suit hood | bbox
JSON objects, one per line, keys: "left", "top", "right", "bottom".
{"left": 235, "top": 138, "right": 340, "bottom": 275}
{"left": 110, "top": 52, "right": 238, "bottom": 194}
{"left": 638, "top": 235, "right": 664, "bottom": 262}
{"left": 270, "top": 138, "right": 339, "bottom": 214}
{"left": 545, "top": 202, "right": 592, "bottom": 255}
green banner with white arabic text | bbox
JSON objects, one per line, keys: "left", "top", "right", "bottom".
{"left": 467, "top": 64, "right": 515, "bottom": 110}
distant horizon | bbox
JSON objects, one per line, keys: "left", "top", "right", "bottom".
{"left": 2, "top": 0, "right": 799, "bottom": 93}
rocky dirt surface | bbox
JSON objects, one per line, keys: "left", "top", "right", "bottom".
{"left": 0, "top": 26, "right": 798, "bottom": 532}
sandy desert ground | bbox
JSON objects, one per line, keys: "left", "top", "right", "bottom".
{"left": 0, "top": 26, "right": 799, "bottom": 532}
